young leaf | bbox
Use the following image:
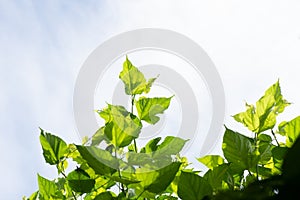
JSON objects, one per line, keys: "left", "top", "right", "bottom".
{"left": 178, "top": 172, "right": 213, "bottom": 200}
{"left": 233, "top": 81, "right": 290, "bottom": 133}
{"left": 278, "top": 116, "right": 300, "bottom": 147}
{"left": 222, "top": 128, "right": 256, "bottom": 170}
{"left": 136, "top": 96, "right": 173, "bottom": 124}
{"left": 37, "top": 174, "right": 62, "bottom": 199}
{"left": 39, "top": 129, "right": 68, "bottom": 165}
{"left": 153, "top": 136, "right": 188, "bottom": 159}
{"left": 119, "top": 56, "right": 157, "bottom": 95}
{"left": 99, "top": 104, "right": 142, "bottom": 148}
{"left": 67, "top": 167, "right": 95, "bottom": 193}
{"left": 76, "top": 145, "right": 118, "bottom": 175}
{"left": 197, "top": 155, "right": 225, "bottom": 169}
{"left": 140, "top": 137, "right": 162, "bottom": 153}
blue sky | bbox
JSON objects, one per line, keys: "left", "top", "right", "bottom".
{"left": 1, "top": 0, "right": 300, "bottom": 198}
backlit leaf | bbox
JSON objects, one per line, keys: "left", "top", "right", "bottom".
{"left": 278, "top": 116, "right": 300, "bottom": 147}
{"left": 197, "top": 155, "right": 225, "bottom": 169}
{"left": 39, "top": 129, "right": 68, "bottom": 165}
{"left": 119, "top": 56, "right": 157, "bottom": 95}
{"left": 136, "top": 96, "right": 173, "bottom": 124}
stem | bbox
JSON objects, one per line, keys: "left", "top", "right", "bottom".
{"left": 60, "top": 170, "right": 77, "bottom": 200}
{"left": 136, "top": 190, "right": 145, "bottom": 199}
{"left": 131, "top": 95, "right": 138, "bottom": 153}
{"left": 114, "top": 147, "right": 125, "bottom": 194}
{"left": 271, "top": 130, "right": 280, "bottom": 146}
{"left": 254, "top": 132, "right": 259, "bottom": 181}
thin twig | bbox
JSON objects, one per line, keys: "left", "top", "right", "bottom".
{"left": 271, "top": 130, "right": 280, "bottom": 146}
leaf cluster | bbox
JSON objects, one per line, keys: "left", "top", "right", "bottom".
{"left": 24, "top": 58, "right": 300, "bottom": 200}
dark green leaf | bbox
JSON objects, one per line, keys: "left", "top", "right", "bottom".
{"left": 272, "top": 146, "right": 288, "bottom": 174}
{"left": 76, "top": 145, "right": 117, "bottom": 175}
{"left": 136, "top": 96, "right": 173, "bottom": 124}
{"left": 67, "top": 168, "right": 95, "bottom": 193}
{"left": 39, "top": 129, "right": 68, "bottom": 165}
{"left": 282, "top": 137, "right": 300, "bottom": 180}
{"left": 222, "top": 128, "right": 256, "bottom": 170}
{"left": 109, "top": 176, "right": 140, "bottom": 185}
{"left": 178, "top": 172, "right": 213, "bottom": 200}
{"left": 203, "top": 163, "right": 230, "bottom": 190}
{"left": 94, "top": 192, "right": 114, "bottom": 200}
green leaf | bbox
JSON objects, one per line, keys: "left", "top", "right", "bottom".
{"left": 119, "top": 56, "right": 157, "bottom": 95}
{"left": 257, "top": 134, "right": 273, "bottom": 165}
{"left": 278, "top": 116, "right": 300, "bottom": 147}
{"left": 39, "top": 129, "right": 68, "bottom": 165}
{"left": 203, "top": 163, "right": 230, "bottom": 190}
{"left": 140, "top": 137, "right": 162, "bottom": 153}
{"left": 24, "top": 191, "right": 38, "bottom": 200}
{"left": 197, "top": 155, "right": 225, "bottom": 169}
{"left": 233, "top": 103, "right": 260, "bottom": 133}
{"left": 91, "top": 127, "right": 107, "bottom": 146}
{"left": 76, "top": 145, "right": 117, "bottom": 175}
{"left": 136, "top": 96, "right": 173, "bottom": 124}
{"left": 127, "top": 152, "right": 152, "bottom": 166}
{"left": 178, "top": 172, "right": 213, "bottom": 200}
{"left": 67, "top": 168, "right": 95, "bottom": 193}
{"left": 233, "top": 81, "right": 290, "bottom": 133}
{"left": 134, "top": 162, "right": 181, "bottom": 194}
{"left": 94, "top": 192, "right": 114, "bottom": 200}
{"left": 271, "top": 146, "right": 288, "bottom": 174}
{"left": 222, "top": 128, "right": 256, "bottom": 170}
{"left": 153, "top": 136, "right": 187, "bottom": 158}
{"left": 109, "top": 176, "right": 140, "bottom": 185}
{"left": 99, "top": 104, "right": 142, "bottom": 148}
{"left": 37, "top": 174, "right": 62, "bottom": 199}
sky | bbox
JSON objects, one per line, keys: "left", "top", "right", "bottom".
{"left": 1, "top": 0, "right": 300, "bottom": 198}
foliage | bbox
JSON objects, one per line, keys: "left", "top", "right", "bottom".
{"left": 24, "top": 57, "right": 300, "bottom": 200}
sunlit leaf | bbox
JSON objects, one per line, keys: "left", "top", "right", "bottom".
{"left": 233, "top": 81, "right": 290, "bottom": 133}
{"left": 37, "top": 174, "right": 62, "bottom": 199}
{"left": 278, "top": 116, "right": 300, "bottom": 147}
{"left": 197, "top": 155, "right": 225, "bottom": 169}
{"left": 98, "top": 104, "right": 142, "bottom": 148}
{"left": 119, "top": 56, "right": 157, "bottom": 95}
{"left": 136, "top": 96, "right": 173, "bottom": 124}
{"left": 39, "top": 129, "right": 68, "bottom": 165}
